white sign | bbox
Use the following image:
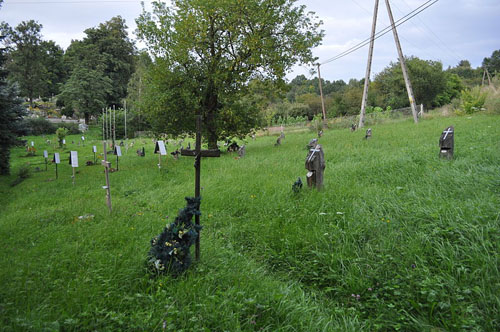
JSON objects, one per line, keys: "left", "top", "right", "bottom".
{"left": 70, "top": 151, "right": 79, "bottom": 168}
{"left": 31, "top": 141, "right": 34, "bottom": 147}
{"left": 81, "top": 136, "right": 85, "bottom": 141}
{"left": 43, "top": 150, "right": 48, "bottom": 158}
{"left": 62, "top": 139, "right": 66, "bottom": 145}
{"left": 156, "top": 140, "right": 167, "bottom": 155}
{"left": 93, "top": 146, "right": 97, "bottom": 153}
{"left": 115, "top": 146, "right": 122, "bottom": 157}
{"left": 53, "top": 153, "right": 60, "bottom": 164}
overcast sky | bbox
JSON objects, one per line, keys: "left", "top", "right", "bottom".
{"left": 2, "top": 0, "right": 499, "bottom": 82}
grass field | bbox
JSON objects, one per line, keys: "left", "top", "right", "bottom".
{"left": 0, "top": 113, "right": 499, "bottom": 331}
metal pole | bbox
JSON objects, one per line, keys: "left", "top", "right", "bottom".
{"left": 317, "top": 64, "right": 327, "bottom": 122}
{"left": 102, "top": 108, "right": 105, "bottom": 140}
{"left": 124, "top": 100, "right": 127, "bottom": 140}
{"left": 194, "top": 115, "right": 202, "bottom": 261}
{"left": 359, "top": 0, "right": 379, "bottom": 128}
{"left": 113, "top": 105, "right": 116, "bottom": 149}
{"left": 385, "top": 0, "right": 418, "bottom": 123}
{"left": 103, "top": 141, "right": 112, "bottom": 213}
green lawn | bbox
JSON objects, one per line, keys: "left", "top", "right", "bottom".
{"left": 1, "top": 113, "right": 499, "bottom": 331}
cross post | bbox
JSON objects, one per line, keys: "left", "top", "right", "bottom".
{"left": 181, "top": 115, "right": 220, "bottom": 261}
{"left": 101, "top": 141, "right": 112, "bottom": 213}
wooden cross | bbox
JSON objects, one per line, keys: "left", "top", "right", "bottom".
{"left": 307, "top": 147, "right": 321, "bottom": 163}
{"left": 180, "top": 115, "right": 220, "bottom": 260}
{"left": 101, "top": 141, "right": 112, "bottom": 213}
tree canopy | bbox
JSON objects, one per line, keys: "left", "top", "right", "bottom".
{"left": 136, "top": 0, "right": 323, "bottom": 147}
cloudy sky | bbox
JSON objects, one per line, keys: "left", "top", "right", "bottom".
{"left": 2, "top": 0, "right": 499, "bottom": 82}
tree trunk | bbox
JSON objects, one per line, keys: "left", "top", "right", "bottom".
{"left": 84, "top": 112, "right": 90, "bottom": 125}
{"left": 204, "top": 81, "right": 219, "bottom": 149}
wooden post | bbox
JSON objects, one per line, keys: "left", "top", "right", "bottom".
{"left": 180, "top": 115, "right": 221, "bottom": 261}
{"left": 102, "top": 108, "right": 105, "bottom": 140}
{"left": 112, "top": 105, "right": 116, "bottom": 149}
{"left": 317, "top": 64, "right": 327, "bottom": 122}
{"left": 102, "top": 141, "right": 112, "bottom": 213}
{"left": 385, "top": 0, "right": 418, "bottom": 124}
{"left": 359, "top": 0, "right": 379, "bottom": 129}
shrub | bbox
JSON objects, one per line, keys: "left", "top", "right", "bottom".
{"left": 56, "top": 127, "right": 69, "bottom": 148}
{"left": 23, "top": 118, "right": 57, "bottom": 135}
{"left": 56, "top": 122, "right": 80, "bottom": 135}
{"left": 147, "top": 197, "right": 202, "bottom": 276}
{"left": 455, "top": 87, "right": 488, "bottom": 115}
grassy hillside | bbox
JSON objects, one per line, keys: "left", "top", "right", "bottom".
{"left": 0, "top": 113, "right": 499, "bottom": 331}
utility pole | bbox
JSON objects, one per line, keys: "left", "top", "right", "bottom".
{"left": 359, "top": 0, "right": 380, "bottom": 129}
{"left": 317, "top": 64, "right": 327, "bottom": 122}
{"left": 385, "top": 0, "right": 418, "bottom": 123}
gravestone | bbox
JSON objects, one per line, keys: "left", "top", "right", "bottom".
{"left": 137, "top": 147, "right": 145, "bottom": 157}
{"left": 439, "top": 126, "right": 454, "bottom": 159}
{"left": 238, "top": 145, "right": 246, "bottom": 158}
{"left": 275, "top": 136, "right": 282, "bottom": 147}
{"left": 92, "top": 146, "right": 97, "bottom": 164}
{"left": 280, "top": 131, "right": 285, "bottom": 140}
{"left": 114, "top": 145, "right": 122, "bottom": 170}
{"left": 351, "top": 123, "right": 357, "bottom": 132}
{"left": 43, "top": 150, "right": 48, "bottom": 171}
{"left": 171, "top": 149, "right": 180, "bottom": 160}
{"left": 364, "top": 128, "right": 372, "bottom": 139}
{"left": 227, "top": 142, "right": 239, "bottom": 152}
{"left": 318, "top": 130, "right": 323, "bottom": 138}
{"left": 155, "top": 140, "right": 167, "bottom": 169}
{"left": 69, "top": 151, "right": 78, "bottom": 185}
{"left": 305, "top": 144, "right": 325, "bottom": 190}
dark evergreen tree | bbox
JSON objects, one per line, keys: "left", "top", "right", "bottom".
{"left": 0, "top": 30, "right": 25, "bottom": 175}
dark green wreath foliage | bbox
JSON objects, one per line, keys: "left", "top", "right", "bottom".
{"left": 147, "top": 196, "right": 202, "bottom": 276}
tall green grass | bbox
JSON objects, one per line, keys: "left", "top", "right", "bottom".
{"left": 0, "top": 113, "right": 499, "bottom": 331}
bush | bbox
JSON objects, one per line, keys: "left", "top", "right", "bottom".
{"left": 56, "top": 122, "right": 80, "bottom": 135}
{"left": 455, "top": 87, "right": 488, "bottom": 115}
{"left": 56, "top": 127, "right": 69, "bottom": 148}
{"left": 23, "top": 118, "right": 57, "bottom": 135}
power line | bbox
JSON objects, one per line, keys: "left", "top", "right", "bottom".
{"left": 5, "top": 0, "right": 148, "bottom": 4}
{"left": 321, "top": 0, "right": 439, "bottom": 65}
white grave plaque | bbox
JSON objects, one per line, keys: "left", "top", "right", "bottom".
{"left": 114, "top": 146, "right": 122, "bottom": 157}
{"left": 31, "top": 141, "right": 34, "bottom": 147}
{"left": 81, "top": 136, "right": 85, "bottom": 141}
{"left": 155, "top": 140, "right": 167, "bottom": 155}
{"left": 53, "top": 153, "right": 60, "bottom": 164}
{"left": 93, "top": 146, "right": 97, "bottom": 153}
{"left": 70, "top": 151, "right": 79, "bottom": 168}
{"left": 63, "top": 139, "right": 66, "bottom": 145}
{"left": 43, "top": 150, "right": 48, "bottom": 158}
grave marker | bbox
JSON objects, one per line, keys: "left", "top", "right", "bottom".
{"left": 307, "top": 138, "right": 318, "bottom": 150}
{"left": 181, "top": 115, "right": 220, "bottom": 260}
{"left": 439, "top": 126, "right": 454, "bottom": 159}
{"left": 81, "top": 136, "right": 85, "bottom": 146}
{"left": 364, "top": 128, "right": 372, "bottom": 139}
{"left": 137, "top": 147, "right": 145, "bottom": 157}
{"left": 114, "top": 145, "right": 122, "bottom": 170}
{"left": 305, "top": 144, "right": 325, "bottom": 190}
{"left": 43, "top": 150, "right": 48, "bottom": 171}
{"left": 92, "top": 146, "right": 97, "bottom": 164}
{"left": 101, "top": 141, "right": 112, "bottom": 212}
{"left": 53, "top": 152, "right": 60, "bottom": 179}
{"left": 31, "top": 141, "right": 34, "bottom": 147}
{"left": 69, "top": 151, "right": 78, "bottom": 185}
{"left": 154, "top": 140, "right": 167, "bottom": 170}
{"left": 238, "top": 145, "right": 246, "bottom": 158}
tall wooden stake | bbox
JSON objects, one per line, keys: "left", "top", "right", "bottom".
{"left": 102, "top": 108, "right": 105, "bottom": 140}
{"left": 385, "top": 0, "right": 418, "bottom": 123}
{"left": 359, "top": 0, "right": 379, "bottom": 129}
{"left": 112, "top": 105, "right": 116, "bottom": 149}
{"left": 102, "top": 141, "right": 112, "bottom": 213}
{"left": 317, "top": 64, "right": 327, "bottom": 122}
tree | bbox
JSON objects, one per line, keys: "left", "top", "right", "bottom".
{"left": 0, "top": 25, "right": 25, "bottom": 175}
{"left": 64, "top": 16, "right": 136, "bottom": 108}
{"left": 136, "top": 0, "right": 323, "bottom": 147}
{"left": 58, "top": 64, "right": 112, "bottom": 124}
{"left": 4, "top": 20, "right": 47, "bottom": 106}
{"left": 39, "top": 40, "right": 66, "bottom": 98}
{"left": 482, "top": 49, "right": 500, "bottom": 77}
{"left": 374, "top": 57, "right": 446, "bottom": 109}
